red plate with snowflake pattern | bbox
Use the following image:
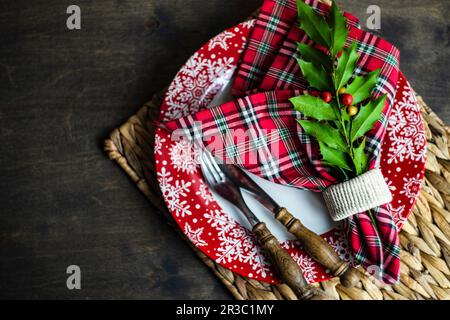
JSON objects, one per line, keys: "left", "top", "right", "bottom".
{"left": 154, "top": 21, "right": 426, "bottom": 284}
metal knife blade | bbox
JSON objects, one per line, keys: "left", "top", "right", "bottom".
{"left": 216, "top": 163, "right": 281, "bottom": 213}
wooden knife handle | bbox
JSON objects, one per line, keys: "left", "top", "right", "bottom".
{"left": 275, "top": 208, "right": 360, "bottom": 288}
{"left": 252, "top": 222, "right": 334, "bottom": 300}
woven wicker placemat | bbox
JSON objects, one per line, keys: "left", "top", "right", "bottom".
{"left": 103, "top": 0, "right": 450, "bottom": 299}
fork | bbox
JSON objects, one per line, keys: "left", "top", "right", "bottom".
{"left": 200, "top": 150, "right": 334, "bottom": 300}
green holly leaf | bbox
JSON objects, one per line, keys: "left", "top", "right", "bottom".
{"left": 297, "top": 43, "right": 332, "bottom": 72}
{"left": 297, "top": 1, "right": 331, "bottom": 47}
{"left": 298, "top": 120, "right": 347, "bottom": 151}
{"left": 334, "top": 41, "right": 359, "bottom": 90}
{"left": 290, "top": 94, "right": 337, "bottom": 121}
{"left": 299, "top": 60, "right": 332, "bottom": 91}
{"left": 346, "top": 69, "right": 381, "bottom": 104}
{"left": 352, "top": 138, "right": 368, "bottom": 175}
{"left": 350, "top": 95, "right": 387, "bottom": 142}
{"left": 328, "top": 0, "right": 348, "bottom": 57}
{"left": 318, "top": 141, "right": 352, "bottom": 171}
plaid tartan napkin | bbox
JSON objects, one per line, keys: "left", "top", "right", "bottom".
{"left": 165, "top": 0, "right": 401, "bottom": 284}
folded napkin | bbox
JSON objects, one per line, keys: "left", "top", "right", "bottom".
{"left": 165, "top": 0, "right": 401, "bottom": 284}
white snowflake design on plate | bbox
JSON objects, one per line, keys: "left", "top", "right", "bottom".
{"left": 204, "top": 209, "right": 270, "bottom": 278}
{"left": 184, "top": 223, "right": 207, "bottom": 247}
{"left": 400, "top": 173, "right": 423, "bottom": 204}
{"left": 208, "top": 31, "right": 235, "bottom": 51}
{"left": 154, "top": 133, "right": 166, "bottom": 156}
{"left": 386, "top": 80, "right": 426, "bottom": 164}
{"left": 242, "top": 19, "right": 256, "bottom": 29}
{"left": 169, "top": 139, "right": 200, "bottom": 174}
{"left": 326, "top": 232, "right": 356, "bottom": 266}
{"left": 291, "top": 252, "right": 317, "bottom": 283}
{"left": 387, "top": 203, "right": 406, "bottom": 228}
{"left": 385, "top": 177, "right": 397, "bottom": 192}
{"left": 195, "top": 179, "right": 215, "bottom": 205}
{"left": 280, "top": 240, "right": 301, "bottom": 250}
{"left": 163, "top": 52, "right": 236, "bottom": 122}
{"left": 157, "top": 167, "right": 192, "bottom": 218}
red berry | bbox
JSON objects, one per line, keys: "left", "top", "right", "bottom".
{"left": 341, "top": 93, "right": 353, "bottom": 106}
{"left": 321, "top": 91, "right": 332, "bottom": 103}
{"left": 337, "top": 50, "right": 343, "bottom": 58}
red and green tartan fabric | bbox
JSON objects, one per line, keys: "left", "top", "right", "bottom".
{"left": 165, "top": 0, "right": 401, "bottom": 284}
{"left": 232, "top": 0, "right": 360, "bottom": 96}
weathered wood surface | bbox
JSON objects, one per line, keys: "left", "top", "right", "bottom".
{"left": 0, "top": 0, "right": 448, "bottom": 299}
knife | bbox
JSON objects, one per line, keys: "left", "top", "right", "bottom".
{"left": 217, "top": 163, "right": 360, "bottom": 288}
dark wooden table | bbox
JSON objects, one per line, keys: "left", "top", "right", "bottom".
{"left": 0, "top": 0, "right": 448, "bottom": 299}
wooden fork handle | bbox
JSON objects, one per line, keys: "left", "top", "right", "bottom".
{"left": 275, "top": 207, "right": 360, "bottom": 288}
{"left": 252, "top": 222, "right": 334, "bottom": 300}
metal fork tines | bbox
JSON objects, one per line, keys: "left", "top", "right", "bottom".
{"left": 200, "top": 150, "right": 259, "bottom": 227}
{"left": 201, "top": 150, "right": 225, "bottom": 185}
